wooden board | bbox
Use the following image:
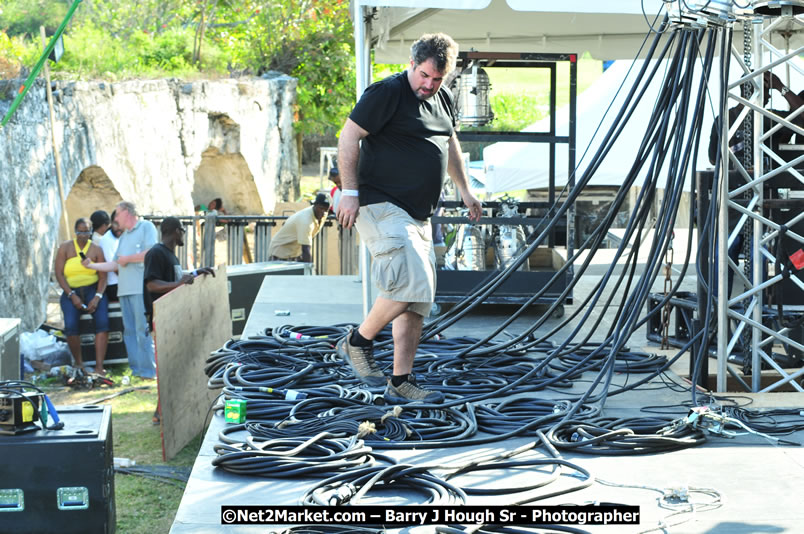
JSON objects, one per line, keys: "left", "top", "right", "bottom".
{"left": 153, "top": 264, "right": 231, "bottom": 461}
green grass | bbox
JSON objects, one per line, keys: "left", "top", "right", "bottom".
{"left": 45, "top": 367, "right": 205, "bottom": 534}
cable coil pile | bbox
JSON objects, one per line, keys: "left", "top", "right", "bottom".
{"left": 201, "top": 8, "right": 804, "bottom": 532}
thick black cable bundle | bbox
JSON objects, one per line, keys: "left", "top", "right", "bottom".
{"left": 206, "top": 325, "right": 399, "bottom": 391}
{"left": 549, "top": 347, "right": 668, "bottom": 375}
{"left": 258, "top": 404, "right": 412, "bottom": 442}
{"left": 212, "top": 429, "right": 394, "bottom": 478}
{"left": 474, "top": 399, "right": 596, "bottom": 436}
{"left": 283, "top": 398, "right": 480, "bottom": 446}
{"left": 725, "top": 406, "right": 804, "bottom": 435}
{"left": 430, "top": 353, "right": 575, "bottom": 395}
{"left": 221, "top": 358, "right": 346, "bottom": 390}
{"left": 218, "top": 387, "right": 369, "bottom": 423}
{"left": 389, "top": 404, "right": 478, "bottom": 444}
{"left": 546, "top": 416, "right": 707, "bottom": 455}
{"left": 300, "top": 463, "right": 467, "bottom": 506}
{"left": 440, "top": 451, "right": 593, "bottom": 502}
{"left": 205, "top": 336, "right": 290, "bottom": 377}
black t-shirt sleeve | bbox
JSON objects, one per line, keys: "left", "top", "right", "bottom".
{"left": 144, "top": 246, "right": 168, "bottom": 284}
{"left": 442, "top": 86, "right": 458, "bottom": 130}
{"left": 349, "top": 78, "right": 401, "bottom": 134}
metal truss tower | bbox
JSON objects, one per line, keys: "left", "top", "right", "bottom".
{"left": 714, "top": 2, "right": 804, "bottom": 392}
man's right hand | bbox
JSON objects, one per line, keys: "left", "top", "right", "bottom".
{"left": 70, "top": 294, "right": 83, "bottom": 310}
{"left": 337, "top": 196, "right": 360, "bottom": 230}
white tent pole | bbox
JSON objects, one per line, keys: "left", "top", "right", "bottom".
{"left": 354, "top": 1, "right": 372, "bottom": 97}
{"left": 354, "top": 0, "right": 374, "bottom": 317}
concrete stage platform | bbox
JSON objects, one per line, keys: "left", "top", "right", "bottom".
{"left": 171, "top": 272, "right": 804, "bottom": 534}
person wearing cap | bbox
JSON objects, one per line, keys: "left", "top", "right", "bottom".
{"left": 268, "top": 193, "right": 330, "bottom": 263}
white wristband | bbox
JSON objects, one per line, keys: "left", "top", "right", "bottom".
{"left": 341, "top": 189, "right": 359, "bottom": 197}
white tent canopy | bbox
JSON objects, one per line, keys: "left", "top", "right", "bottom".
{"left": 351, "top": 1, "right": 804, "bottom": 193}
{"left": 481, "top": 54, "right": 804, "bottom": 194}
{"left": 352, "top": 1, "right": 804, "bottom": 87}
{"left": 362, "top": 0, "right": 689, "bottom": 64}
{"left": 483, "top": 58, "right": 716, "bottom": 193}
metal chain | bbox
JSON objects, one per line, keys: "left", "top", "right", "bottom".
{"left": 740, "top": 23, "right": 754, "bottom": 369}
{"left": 741, "top": 22, "right": 754, "bottom": 283}
{"left": 661, "top": 233, "right": 674, "bottom": 350}
{"left": 741, "top": 22, "right": 753, "bottom": 171}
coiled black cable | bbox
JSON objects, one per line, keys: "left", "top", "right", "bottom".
{"left": 212, "top": 429, "right": 395, "bottom": 478}
{"left": 300, "top": 463, "right": 467, "bottom": 506}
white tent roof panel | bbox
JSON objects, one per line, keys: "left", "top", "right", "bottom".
{"left": 364, "top": 0, "right": 673, "bottom": 62}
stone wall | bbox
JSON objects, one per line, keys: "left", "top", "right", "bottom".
{"left": 0, "top": 74, "right": 297, "bottom": 330}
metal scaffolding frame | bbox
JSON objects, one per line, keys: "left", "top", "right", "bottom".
{"left": 716, "top": 15, "right": 804, "bottom": 392}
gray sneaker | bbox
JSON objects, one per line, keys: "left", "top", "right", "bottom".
{"left": 336, "top": 329, "right": 386, "bottom": 387}
{"left": 384, "top": 376, "right": 444, "bottom": 404}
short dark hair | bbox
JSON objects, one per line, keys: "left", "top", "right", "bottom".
{"left": 160, "top": 216, "right": 183, "bottom": 236}
{"left": 74, "top": 217, "right": 90, "bottom": 231}
{"left": 410, "top": 33, "right": 459, "bottom": 74}
{"left": 313, "top": 193, "right": 330, "bottom": 207}
{"left": 90, "top": 210, "right": 110, "bottom": 231}
{"left": 329, "top": 167, "right": 339, "bottom": 176}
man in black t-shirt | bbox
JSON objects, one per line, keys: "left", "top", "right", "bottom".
{"left": 708, "top": 71, "right": 804, "bottom": 167}
{"left": 143, "top": 217, "right": 215, "bottom": 327}
{"left": 335, "top": 32, "right": 482, "bottom": 405}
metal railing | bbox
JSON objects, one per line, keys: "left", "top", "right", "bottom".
{"left": 143, "top": 214, "right": 359, "bottom": 276}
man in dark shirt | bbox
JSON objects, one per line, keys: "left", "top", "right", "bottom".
{"left": 708, "top": 71, "right": 804, "bottom": 167}
{"left": 335, "top": 32, "right": 482, "bottom": 404}
{"left": 143, "top": 217, "right": 215, "bottom": 327}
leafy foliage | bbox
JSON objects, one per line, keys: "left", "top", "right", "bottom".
{"left": 0, "top": 30, "right": 30, "bottom": 78}
{"left": 0, "top": 0, "right": 68, "bottom": 38}
{"left": 0, "top": 0, "right": 354, "bottom": 134}
{"left": 212, "top": 0, "right": 354, "bottom": 135}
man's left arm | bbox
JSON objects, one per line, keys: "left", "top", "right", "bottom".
{"left": 297, "top": 215, "right": 315, "bottom": 263}
{"left": 447, "top": 134, "right": 482, "bottom": 221}
{"left": 145, "top": 252, "right": 193, "bottom": 294}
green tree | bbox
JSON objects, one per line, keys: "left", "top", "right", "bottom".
{"left": 214, "top": 0, "right": 355, "bottom": 135}
{"left": 0, "top": 0, "right": 68, "bottom": 38}
{"left": 73, "top": 0, "right": 191, "bottom": 38}
{"left": 2, "top": 0, "right": 356, "bottom": 134}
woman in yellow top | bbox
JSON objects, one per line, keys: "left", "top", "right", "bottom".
{"left": 54, "top": 218, "right": 109, "bottom": 374}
